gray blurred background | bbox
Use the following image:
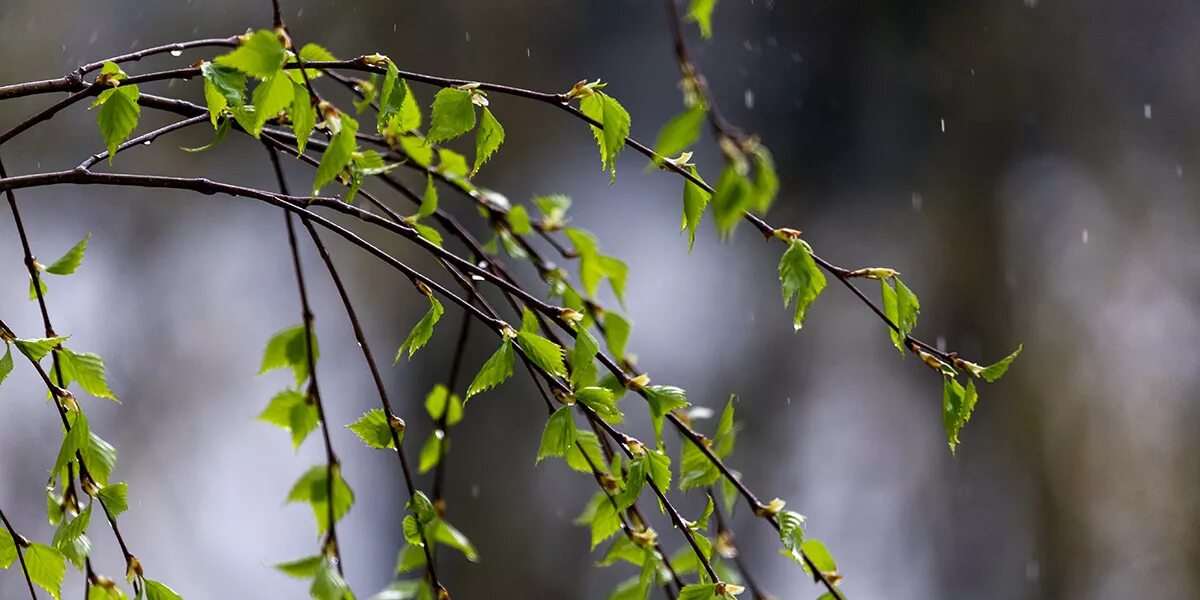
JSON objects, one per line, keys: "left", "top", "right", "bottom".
{"left": 2, "top": 0, "right": 1199, "bottom": 598}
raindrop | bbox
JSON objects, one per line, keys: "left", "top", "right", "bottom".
{"left": 744, "top": 89, "right": 755, "bottom": 109}
{"left": 766, "top": 36, "right": 778, "bottom": 47}
{"left": 911, "top": 192, "right": 923, "bottom": 211}
{"left": 936, "top": 336, "right": 947, "bottom": 352}
{"left": 1176, "top": 165, "right": 1184, "bottom": 178}
{"left": 526, "top": 48, "right": 531, "bottom": 58}
{"left": 940, "top": 118, "right": 946, "bottom": 132}
{"left": 790, "top": 51, "right": 803, "bottom": 63}
{"left": 142, "top": 140, "right": 152, "bottom": 145}
{"left": 1025, "top": 559, "right": 1040, "bottom": 581}
{"left": 393, "top": 24, "right": 398, "bottom": 32}
{"left": 89, "top": 30, "right": 99, "bottom": 44}
{"left": 465, "top": 32, "right": 471, "bottom": 42}
{"left": 169, "top": 49, "right": 182, "bottom": 57}
{"left": 1081, "top": 229, "right": 1089, "bottom": 244}
{"left": 1024, "top": 0, "right": 1039, "bottom": 7}
{"left": 1143, "top": 104, "right": 1152, "bottom": 119}
{"left": 470, "top": 484, "right": 480, "bottom": 498}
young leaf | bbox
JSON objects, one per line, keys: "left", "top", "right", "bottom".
{"left": 58, "top": 348, "right": 116, "bottom": 401}
{"left": 144, "top": 580, "right": 184, "bottom": 600}
{"left": 395, "top": 296, "right": 444, "bottom": 362}
{"left": 313, "top": 113, "right": 360, "bottom": 194}
{"left": 0, "top": 528, "right": 15, "bottom": 569}
{"left": 25, "top": 543, "right": 66, "bottom": 600}
{"left": 310, "top": 557, "right": 351, "bottom": 600}
{"left": 274, "top": 555, "right": 324, "bottom": 579}
{"left": 575, "top": 386, "right": 621, "bottom": 423}
{"left": 295, "top": 43, "right": 336, "bottom": 80}
{"left": 472, "top": 106, "right": 504, "bottom": 176}
{"left": 644, "top": 448, "right": 673, "bottom": 492}
{"left": 800, "top": 539, "right": 839, "bottom": 581}
{"left": 214, "top": 30, "right": 287, "bottom": 78}
{"left": 249, "top": 71, "right": 294, "bottom": 135}
{"left": 51, "top": 504, "right": 91, "bottom": 569}
{"left": 750, "top": 147, "right": 779, "bottom": 213}
{"left": 579, "top": 91, "right": 631, "bottom": 181}
{"left": 427, "top": 88, "right": 477, "bottom": 144}
{"left": 97, "top": 483, "right": 128, "bottom": 517}
{"left": 201, "top": 62, "right": 247, "bottom": 127}
{"left": 779, "top": 240, "right": 826, "bottom": 331}
{"left": 377, "top": 61, "right": 405, "bottom": 132}
{"left": 347, "top": 408, "right": 399, "bottom": 449}
{"left": 258, "top": 389, "right": 312, "bottom": 447}
{"left": 0, "top": 345, "right": 11, "bottom": 387}
{"left": 465, "top": 340, "right": 514, "bottom": 399}
{"left": 604, "top": 312, "right": 632, "bottom": 359}
{"left": 44, "top": 233, "right": 91, "bottom": 275}
{"left": 777, "top": 509, "right": 807, "bottom": 565}
{"left": 942, "top": 377, "right": 979, "bottom": 453}
{"left": 655, "top": 104, "right": 707, "bottom": 159}
{"left": 981, "top": 344, "right": 1023, "bottom": 382}
{"left": 83, "top": 432, "right": 117, "bottom": 486}
{"left": 50, "top": 411, "right": 88, "bottom": 483}
{"left": 536, "top": 406, "right": 577, "bottom": 463}
{"left": 259, "top": 324, "right": 318, "bottom": 385}
{"left": 418, "top": 431, "right": 444, "bottom": 473}
{"left": 686, "top": 0, "right": 719, "bottom": 38}
{"left": 881, "top": 277, "right": 920, "bottom": 353}
{"left": 424, "top": 384, "right": 464, "bottom": 427}
{"left": 679, "top": 439, "right": 720, "bottom": 490}
{"left": 95, "top": 85, "right": 140, "bottom": 162}
{"left": 290, "top": 81, "right": 316, "bottom": 153}
{"left": 286, "top": 465, "right": 355, "bottom": 534}
{"left": 568, "top": 328, "right": 599, "bottom": 390}
{"left": 644, "top": 385, "right": 690, "bottom": 444}
{"left": 678, "top": 584, "right": 719, "bottom": 600}
{"left": 682, "top": 167, "right": 711, "bottom": 251}
{"left": 575, "top": 492, "right": 621, "bottom": 548}
{"left": 14, "top": 336, "right": 68, "bottom": 362}
{"left": 710, "top": 164, "right": 751, "bottom": 236}
{"left": 417, "top": 175, "right": 439, "bottom": 219}
{"left": 515, "top": 331, "right": 567, "bottom": 378}
{"left": 564, "top": 430, "right": 607, "bottom": 474}
{"left": 431, "top": 518, "right": 480, "bottom": 561}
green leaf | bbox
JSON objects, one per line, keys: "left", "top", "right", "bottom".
{"left": 286, "top": 465, "right": 355, "bottom": 534}
{"left": 750, "top": 147, "right": 779, "bottom": 213}
{"left": 44, "top": 233, "right": 91, "bottom": 276}
{"left": 83, "top": 432, "right": 118, "bottom": 486}
{"left": 411, "top": 222, "right": 443, "bottom": 247}
{"left": 274, "top": 554, "right": 323, "bottom": 579}
{"left": 258, "top": 389, "right": 317, "bottom": 449}
{"left": 534, "top": 194, "right": 571, "bottom": 227}
{"left": 14, "top": 336, "right": 67, "bottom": 362}
{"left": 779, "top": 240, "right": 826, "bottom": 331}
{"left": 249, "top": 71, "right": 294, "bottom": 135}
{"left": 59, "top": 348, "right": 116, "bottom": 401}
{"left": 417, "top": 431, "right": 444, "bottom": 474}
{"left": 25, "top": 543, "right": 66, "bottom": 600}
{"left": 516, "top": 331, "right": 567, "bottom": 378}
{"left": 378, "top": 62, "right": 406, "bottom": 133}
{"left": 576, "top": 386, "right": 621, "bottom": 423}
{"left": 201, "top": 62, "right": 246, "bottom": 126}
{"left": 536, "top": 406, "right": 577, "bottom": 463}
{"left": 395, "top": 295, "right": 444, "bottom": 361}
{"left": 644, "top": 448, "right": 672, "bottom": 492}
{"left": 0, "top": 528, "right": 15, "bottom": 570}
{"left": 313, "top": 113, "right": 359, "bottom": 194}
{"left": 29, "top": 277, "right": 47, "bottom": 301}
{"left": 881, "top": 277, "right": 920, "bottom": 353}
{"left": 678, "top": 584, "right": 719, "bottom": 600}
{"left": 981, "top": 344, "right": 1023, "bottom": 382}
{"left": 259, "top": 324, "right": 318, "bottom": 385}
{"left": 214, "top": 30, "right": 287, "bottom": 78}
{"left": 465, "top": 341, "right": 515, "bottom": 399}
{"left": 411, "top": 175, "right": 438, "bottom": 221}
{"left": 348, "top": 408, "right": 398, "bottom": 449}
{"left": 431, "top": 518, "right": 479, "bottom": 561}
{"left": 603, "top": 312, "right": 632, "bottom": 359}
{"left": 0, "top": 344, "right": 12, "bottom": 387}
{"left": 424, "top": 384, "right": 464, "bottom": 427}
{"left": 575, "top": 492, "right": 621, "bottom": 548}
{"left": 506, "top": 205, "right": 533, "bottom": 236}
{"left": 564, "top": 429, "right": 607, "bottom": 474}
{"left": 800, "top": 539, "right": 838, "bottom": 579}
{"left": 777, "top": 509, "right": 807, "bottom": 565}
{"left": 679, "top": 440, "right": 720, "bottom": 490}
{"left": 579, "top": 91, "right": 631, "bottom": 181}
{"left": 296, "top": 43, "right": 336, "bottom": 80}
{"left": 682, "top": 167, "right": 711, "bottom": 252}
{"left": 311, "top": 557, "right": 352, "bottom": 600}
{"left": 427, "top": 88, "right": 477, "bottom": 144}
{"left": 568, "top": 328, "right": 599, "bottom": 390}
{"left": 644, "top": 385, "right": 689, "bottom": 445}
{"left": 655, "top": 104, "right": 707, "bottom": 159}
{"left": 51, "top": 411, "right": 88, "bottom": 484}
{"left": 97, "top": 483, "right": 128, "bottom": 518}
{"left": 144, "top": 580, "right": 183, "bottom": 600}
{"left": 472, "top": 107, "right": 504, "bottom": 176}
{"left": 95, "top": 85, "right": 140, "bottom": 162}
{"left": 942, "top": 377, "right": 979, "bottom": 453}
{"left": 710, "top": 164, "right": 751, "bottom": 236}
{"left": 51, "top": 504, "right": 91, "bottom": 569}
{"left": 290, "top": 82, "right": 315, "bottom": 153}
{"left": 598, "top": 535, "right": 643, "bottom": 568}
{"left": 686, "top": 0, "right": 718, "bottom": 38}
{"left": 180, "top": 117, "right": 232, "bottom": 153}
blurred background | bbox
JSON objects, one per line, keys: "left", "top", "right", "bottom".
{"left": 2, "top": 0, "right": 1199, "bottom": 598}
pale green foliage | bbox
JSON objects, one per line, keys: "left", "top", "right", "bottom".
{"left": 682, "top": 167, "right": 711, "bottom": 251}
{"left": 942, "top": 377, "right": 979, "bottom": 452}
{"left": 287, "top": 465, "right": 355, "bottom": 534}
{"left": 214, "top": 30, "right": 287, "bottom": 78}
{"left": 144, "top": 579, "right": 184, "bottom": 600}
{"left": 59, "top": 348, "right": 116, "bottom": 401}
{"left": 644, "top": 385, "right": 690, "bottom": 445}
{"left": 579, "top": 91, "right": 631, "bottom": 180}
{"left": 259, "top": 389, "right": 316, "bottom": 448}
{"left": 473, "top": 107, "right": 505, "bottom": 176}
{"left": 427, "top": 87, "right": 476, "bottom": 144}
{"left": 981, "top": 344, "right": 1023, "bottom": 382}
{"left": 778, "top": 240, "right": 826, "bottom": 331}
{"left": 425, "top": 384, "right": 464, "bottom": 427}
{"left": 777, "top": 509, "right": 807, "bottom": 566}
{"left": 686, "top": 0, "right": 719, "bottom": 38}
{"left": 26, "top": 542, "right": 67, "bottom": 600}
{"left": 0, "top": 344, "right": 11, "bottom": 386}
{"left": 314, "top": 113, "right": 360, "bottom": 194}
{"left": 97, "top": 483, "right": 128, "bottom": 517}
{"left": 395, "top": 295, "right": 444, "bottom": 361}
{"left": 44, "top": 233, "right": 91, "bottom": 275}
{"left": 881, "top": 277, "right": 920, "bottom": 353}
{"left": 348, "top": 408, "right": 399, "bottom": 449}
{"left": 259, "top": 324, "right": 318, "bottom": 386}
{"left": 537, "top": 406, "right": 577, "bottom": 463}
{"left": 655, "top": 104, "right": 707, "bottom": 159}
{"left": 465, "top": 340, "right": 514, "bottom": 399}
{"left": 92, "top": 66, "right": 141, "bottom": 163}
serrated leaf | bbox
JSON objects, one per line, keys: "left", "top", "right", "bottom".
{"left": 14, "top": 336, "right": 67, "bottom": 362}
{"left": 96, "top": 85, "right": 140, "bottom": 162}
{"left": 51, "top": 411, "right": 88, "bottom": 484}
{"left": 424, "top": 384, "right": 463, "bottom": 427}
{"left": 472, "top": 107, "right": 504, "bottom": 176}
{"left": 655, "top": 104, "right": 706, "bottom": 159}
{"left": 516, "top": 331, "right": 567, "bottom": 378}
{"left": 44, "top": 233, "right": 91, "bottom": 276}
{"left": 274, "top": 554, "right": 323, "bottom": 578}
{"left": 686, "top": 0, "right": 718, "bottom": 38}
{"left": 800, "top": 539, "right": 838, "bottom": 580}
{"left": 0, "top": 344, "right": 12, "bottom": 387}
{"left": 97, "top": 483, "right": 128, "bottom": 518}
{"left": 59, "top": 348, "right": 116, "bottom": 401}
{"left": 568, "top": 328, "right": 599, "bottom": 390}
{"left": 249, "top": 71, "right": 294, "bottom": 135}
{"left": 575, "top": 492, "right": 621, "bottom": 549}
{"left": 465, "top": 341, "right": 514, "bottom": 399}
{"left": 580, "top": 91, "right": 631, "bottom": 181}
{"left": 144, "top": 580, "right": 183, "bottom": 600}
{"left": 711, "top": 164, "right": 751, "bottom": 236}
{"left": 427, "top": 88, "right": 476, "bottom": 144}
{"left": 981, "top": 344, "right": 1022, "bottom": 382}
{"left": 311, "top": 557, "right": 351, "bottom": 600}
{"left": 750, "top": 147, "right": 779, "bottom": 213}
{"left": 314, "top": 113, "right": 359, "bottom": 194}
{"left": 51, "top": 504, "right": 91, "bottom": 570}
{"left": 431, "top": 518, "right": 479, "bottom": 561}
{"left": 678, "top": 583, "right": 720, "bottom": 600}
{"left": 395, "top": 296, "right": 444, "bottom": 362}
{"left": 777, "top": 509, "right": 807, "bottom": 565}
{"left": 0, "top": 528, "right": 15, "bottom": 569}
{"left": 576, "top": 386, "right": 621, "bottom": 423}
{"left": 644, "top": 448, "right": 672, "bottom": 492}
{"left": 644, "top": 385, "right": 689, "bottom": 445}
{"left": 564, "top": 430, "right": 607, "bottom": 474}
{"left": 411, "top": 222, "right": 443, "bottom": 247}
{"left": 417, "top": 175, "right": 438, "bottom": 219}
{"left": 536, "top": 406, "right": 577, "bottom": 463}
{"left": 417, "top": 431, "right": 444, "bottom": 474}
{"left": 682, "top": 167, "right": 711, "bottom": 252}
{"left": 295, "top": 43, "right": 336, "bottom": 80}
{"left": 259, "top": 324, "right": 318, "bottom": 386}
{"left": 603, "top": 312, "right": 631, "bottom": 360}
{"left": 26, "top": 543, "right": 66, "bottom": 600}
{"left": 180, "top": 117, "right": 231, "bottom": 153}
{"left": 942, "top": 377, "right": 979, "bottom": 453}
{"left": 506, "top": 205, "right": 532, "bottom": 235}
{"left": 201, "top": 62, "right": 246, "bottom": 127}
{"left": 215, "top": 30, "right": 287, "bottom": 78}
{"left": 290, "top": 82, "right": 315, "bottom": 153}
{"left": 286, "top": 465, "right": 355, "bottom": 534}
{"left": 679, "top": 439, "right": 720, "bottom": 490}
{"left": 881, "top": 277, "right": 920, "bottom": 353}
{"left": 83, "top": 432, "right": 117, "bottom": 486}
{"left": 779, "top": 240, "right": 826, "bottom": 331}
{"left": 347, "top": 409, "right": 398, "bottom": 449}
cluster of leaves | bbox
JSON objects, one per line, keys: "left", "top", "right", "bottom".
{"left": 0, "top": 239, "right": 178, "bottom": 599}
